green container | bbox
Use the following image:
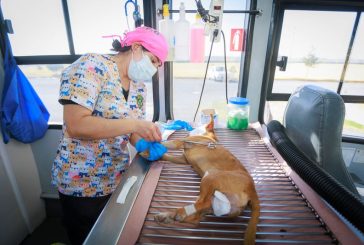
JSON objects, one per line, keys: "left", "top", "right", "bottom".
{"left": 227, "top": 97, "right": 249, "bottom": 130}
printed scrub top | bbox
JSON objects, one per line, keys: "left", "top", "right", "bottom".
{"left": 51, "top": 53, "right": 146, "bottom": 197}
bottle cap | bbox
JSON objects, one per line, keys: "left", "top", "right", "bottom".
{"left": 228, "top": 97, "right": 249, "bottom": 105}
{"left": 163, "top": 4, "right": 170, "bottom": 17}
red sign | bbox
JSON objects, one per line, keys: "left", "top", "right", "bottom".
{"left": 230, "top": 28, "right": 244, "bottom": 52}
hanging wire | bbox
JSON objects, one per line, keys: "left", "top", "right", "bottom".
{"left": 193, "top": 31, "right": 218, "bottom": 122}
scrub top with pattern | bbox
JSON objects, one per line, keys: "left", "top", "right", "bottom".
{"left": 51, "top": 53, "right": 146, "bottom": 197}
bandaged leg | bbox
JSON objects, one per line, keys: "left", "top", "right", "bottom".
{"left": 155, "top": 176, "right": 215, "bottom": 224}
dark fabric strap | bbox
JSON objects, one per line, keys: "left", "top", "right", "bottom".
{"left": 59, "top": 99, "right": 78, "bottom": 105}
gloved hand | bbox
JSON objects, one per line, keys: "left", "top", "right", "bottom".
{"left": 162, "top": 120, "right": 193, "bottom": 131}
{"left": 135, "top": 138, "right": 167, "bottom": 161}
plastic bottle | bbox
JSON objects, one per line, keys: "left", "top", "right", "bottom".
{"left": 174, "top": 2, "right": 190, "bottom": 61}
{"left": 190, "top": 13, "right": 205, "bottom": 63}
{"left": 158, "top": 3, "right": 174, "bottom": 61}
{"left": 227, "top": 97, "right": 250, "bottom": 130}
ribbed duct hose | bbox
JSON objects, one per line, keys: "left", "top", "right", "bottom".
{"left": 267, "top": 120, "right": 364, "bottom": 234}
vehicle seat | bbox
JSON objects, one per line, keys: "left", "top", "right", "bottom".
{"left": 283, "top": 84, "right": 359, "bottom": 196}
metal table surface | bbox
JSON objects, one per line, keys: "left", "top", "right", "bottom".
{"left": 84, "top": 124, "right": 363, "bottom": 245}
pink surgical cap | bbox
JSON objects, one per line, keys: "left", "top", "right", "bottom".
{"left": 121, "top": 26, "right": 168, "bottom": 63}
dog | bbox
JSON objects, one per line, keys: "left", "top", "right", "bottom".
{"left": 140, "top": 116, "right": 260, "bottom": 245}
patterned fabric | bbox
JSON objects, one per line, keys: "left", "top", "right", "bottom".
{"left": 51, "top": 53, "right": 146, "bottom": 197}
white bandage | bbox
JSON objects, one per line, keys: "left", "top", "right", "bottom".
{"left": 212, "top": 190, "right": 231, "bottom": 216}
{"left": 184, "top": 204, "right": 196, "bottom": 216}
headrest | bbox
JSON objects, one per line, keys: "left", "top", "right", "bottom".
{"left": 283, "top": 84, "right": 345, "bottom": 167}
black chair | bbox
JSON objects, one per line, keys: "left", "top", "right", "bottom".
{"left": 281, "top": 84, "right": 359, "bottom": 196}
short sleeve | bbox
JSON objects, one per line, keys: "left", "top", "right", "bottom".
{"left": 59, "top": 54, "right": 106, "bottom": 111}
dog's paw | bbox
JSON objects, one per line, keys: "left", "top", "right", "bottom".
{"left": 139, "top": 151, "right": 150, "bottom": 159}
{"left": 154, "top": 212, "right": 174, "bottom": 224}
{"left": 175, "top": 213, "right": 185, "bottom": 221}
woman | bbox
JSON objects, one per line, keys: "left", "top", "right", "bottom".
{"left": 51, "top": 26, "right": 168, "bottom": 245}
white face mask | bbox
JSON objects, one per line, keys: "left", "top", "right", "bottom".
{"left": 128, "top": 50, "right": 157, "bottom": 81}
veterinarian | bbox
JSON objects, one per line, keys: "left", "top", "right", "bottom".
{"left": 51, "top": 26, "right": 168, "bottom": 245}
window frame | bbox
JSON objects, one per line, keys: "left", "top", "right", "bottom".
{"left": 259, "top": 0, "right": 364, "bottom": 140}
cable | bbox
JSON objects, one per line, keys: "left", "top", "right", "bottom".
{"left": 194, "top": 0, "right": 209, "bottom": 23}
{"left": 193, "top": 31, "right": 217, "bottom": 122}
{"left": 221, "top": 30, "right": 228, "bottom": 104}
{"left": 194, "top": 0, "right": 218, "bottom": 24}
{"left": 124, "top": 0, "right": 143, "bottom": 30}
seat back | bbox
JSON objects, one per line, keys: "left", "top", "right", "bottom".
{"left": 283, "top": 85, "right": 359, "bottom": 195}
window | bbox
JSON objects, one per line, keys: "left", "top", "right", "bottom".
{"left": 272, "top": 10, "right": 355, "bottom": 94}
{"left": 2, "top": 0, "right": 69, "bottom": 55}
{"left": 67, "top": 0, "right": 133, "bottom": 54}
{"left": 265, "top": 6, "right": 364, "bottom": 139}
{"left": 1, "top": 0, "right": 155, "bottom": 124}
{"left": 171, "top": 0, "right": 247, "bottom": 124}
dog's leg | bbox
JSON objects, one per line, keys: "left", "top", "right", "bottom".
{"left": 160, "top": 140, "right": 188, "bottom": 164}
{"left": 161, "top": 153, "right": 189, "bottom": 164}
{"left": 155, "top": 175, "right": 215, "bottom": 224}
{"left": 154, "top": 194, "right": 213, "bottom": 224}
{"left": 161, "top": 140, "right": 185, "bottom": 150}
{"left": 176, "top": 196, "right": 213, "bottom": 224}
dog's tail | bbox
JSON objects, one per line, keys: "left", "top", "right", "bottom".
{"left": 244, "top": 192, "right": 260, "bottom": 245}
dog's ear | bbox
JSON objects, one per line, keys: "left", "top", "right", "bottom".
{"left": 205, "top": 114, "right": 214, "bottom": 132}
{"left": 205, "top": 114, "right": 218, "bottom": 141}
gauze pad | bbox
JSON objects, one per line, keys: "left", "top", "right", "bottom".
{"left": 212, "top": 190, "right": 231, "bottom": 216}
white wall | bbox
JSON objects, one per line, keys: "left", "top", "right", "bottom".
{"left": 0, "top": 147, "right": 28, "bottom": 245}
{"left": 31, "top": 129, "right": 62, "bottom": 197}
{"left": 0, "top": 48, "right": 45, "bottom": 243}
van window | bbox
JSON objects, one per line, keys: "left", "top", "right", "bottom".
{"left": 171, "top": 0, "right": 247, "bottom": 123}
{"left": 1, "top": 0, "right": 153, "bottom": 124}
{"left": 265, "top": 8, "right": 364, "bottom": 138}
{"left": 2, "top": 0, "right": 69, "bottom": 56}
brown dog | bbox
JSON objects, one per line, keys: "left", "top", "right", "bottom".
{"left": 140, "top": 117, "right": 260, "bottom": 245}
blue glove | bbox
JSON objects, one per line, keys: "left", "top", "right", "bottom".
{"left": 148, "top": 142, "right": 167, "bottom": 161}
{"left": 135, "top": 138, "right": 167, "bottom": 161}
{"left": 135, "top": 138, "right": 150, "bottom": 152}
{"left": 163, "top": 120, "right": 193, "bottom": 131}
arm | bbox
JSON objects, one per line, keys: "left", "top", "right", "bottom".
{"left": 64, "top": 104, "right": 162, "bottom": 141}
{"left": 130, "top": 133, "right": 142, "bottom": 146}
